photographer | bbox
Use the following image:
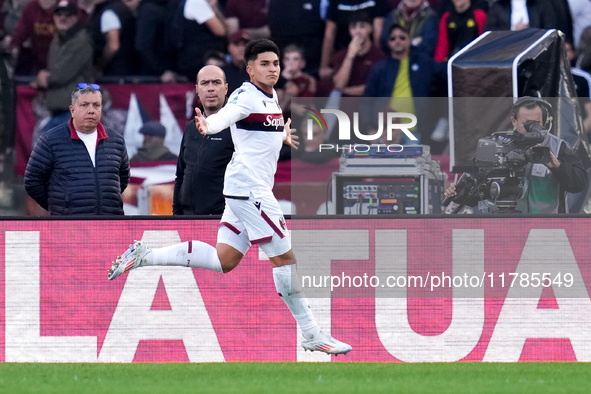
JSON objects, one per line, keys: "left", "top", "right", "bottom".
{"left": 444, "top": 97, "right": 588, "bottom": 213}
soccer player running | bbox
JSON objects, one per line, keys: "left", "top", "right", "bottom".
{"left": 108, "top": 39, "right": 352, "bottom": 355}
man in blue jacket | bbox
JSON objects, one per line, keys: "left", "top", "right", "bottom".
{"left": 24, "top": 83, "right": 130, "bottom": 215}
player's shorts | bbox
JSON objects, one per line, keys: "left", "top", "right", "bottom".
{"left": 217, "top": 193, "right": 291, "bottom": 258}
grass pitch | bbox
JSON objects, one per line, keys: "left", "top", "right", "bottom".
{"left": 1, "top": 362, "right": 590, "bottom": 393}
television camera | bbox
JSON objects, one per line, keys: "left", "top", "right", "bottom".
{"left": 443, "top": 120, "right": 551, "bottom": 213}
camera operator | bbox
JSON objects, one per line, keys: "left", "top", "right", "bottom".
{"left": 444, "top": 97, "right": 588, "bottom": 213}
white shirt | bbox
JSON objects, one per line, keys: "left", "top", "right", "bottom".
{"left": 183, "top": 0, "right": 215, "bottom": 24}
{"left": 100, "top": 9, "right": 121, "bottom": 33}
{"left": 205, "top": 82, "right": 285, "bottom": 198}
{"left": 510, "top": 0, "right": 529, "bottom": 30}
{"left": 76, "top": 130, "right": 98, "bottom": 167}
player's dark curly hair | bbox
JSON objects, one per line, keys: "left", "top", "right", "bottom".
{"left": 244, "top": 39, "right": 280, "bottom": 65}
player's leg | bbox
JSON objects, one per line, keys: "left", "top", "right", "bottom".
{"left": 216, "top": 243, "right": 243, "bottom": 272}
{"left": 108, "top": 204, "right": 250, "bottom": 280}
{"left": 215, "top": 215, "right": 252, "bottom": 272}
{"left": 231, "top": 194, "right": 352, "bottom": 355}
{"left": 137, "top": 220, "right": 250, "bottom": 273}
{"left": 265, "top": 245, "right": 319, "bottom": 337}
{"left": 267, "top": 246, "right": 352, "bottom": 355}
{"left": 107, "top": 238, "right": 224, "bottom": 280}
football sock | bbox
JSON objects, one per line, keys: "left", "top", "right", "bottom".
{"left": 144, "top": 241, "right": 223, "bottom": 273}
{"left": 273, "top": 264, "right": 321, "bottom": 340}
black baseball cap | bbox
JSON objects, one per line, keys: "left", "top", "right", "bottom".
{"left": 55, "top": 0, "right": 78, "bottom": 15}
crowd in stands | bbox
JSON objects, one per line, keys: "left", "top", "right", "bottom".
{"left": 1, "top": 0, "right": 591, "bottom": 156}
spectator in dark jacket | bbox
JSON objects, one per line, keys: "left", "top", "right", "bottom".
{"left": 381, "top": 0, "right": 438, "bottom": 56}
{"left": 364, "top": 24, "right": 446, "bottom": 143}
{"left": 31, "top": 0, "right": 94, "bottom": 135}
{"left": 87, "top": 0, "right": 141, "bottom": 77}
{"left": 365, "top": 24, "right": 446, "bottom": 98}
{"left": 130, "top": 121, "right": 177, "bottom": 162}
{"left": 170, "top": 0, "right": 227, "bottom": 82}
{"left": 134, "top": 0, "right": 178, "bottom": 82}
{"left": 222, "top": 30, "right": 250, "bottom": 94}
{"left": 7, "top": 0, "right": 57, "bottom": 75}
{"left": 173, "top": 65, "right": 234, "bottom": 215}
{"left": 24, "top": 83, "right": 130, "bottom": 215}
{"left": 332, "top": 10, "right": 385, "bottom": 97}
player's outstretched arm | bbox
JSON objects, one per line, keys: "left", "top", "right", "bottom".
{"left": 283, "top": 118, "right": 299, "bottom": 150}
{"left": 196, "top": 100, "right": 245, "bottom": 135}
{"left": 194, "top": 107, "right": 209, "bottom": 135}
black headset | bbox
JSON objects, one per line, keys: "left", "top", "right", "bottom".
{"left": 510, "top": 97, "right": 553, "bottom": 130}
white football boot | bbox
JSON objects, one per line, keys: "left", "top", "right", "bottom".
{"left": 302, "top": 331, "right": 352, "bottom": 355}
{"left": 108, "top": 241, "right": 150, "bottom": 280}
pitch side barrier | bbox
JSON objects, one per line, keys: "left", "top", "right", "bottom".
{"left": 1, "top": 215, "right": 590, "bottom": 362}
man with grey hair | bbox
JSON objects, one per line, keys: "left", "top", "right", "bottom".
{"left": 25, "top": 83, "right": 130, "bottom": 215}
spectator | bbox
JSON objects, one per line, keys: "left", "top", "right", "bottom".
{"left": 1, "top": 0, "right": 30, "bottom": 44}
{"left": 364, "top": 24, "right": 446, "bottom": 143}
{"left": 381, "top": 0, "right": 438, "bottom": 56}
{"left": 365, "top": 25, "right": 445, "bottom": 97}
{"left": 135, "top": 0, "right": 178, "bottom": 83}
{"left": 577, "top": 27, "right": 591, "bottom": 72}
{"left": 294, "top": 117, "right": 338, "bottom": 164}
{"left": 301, "top": 119, "right": 326, "bottom": 152}
{"left": 24, "top": 83, "right": 130, "bottom": 215}
{"left": 565, "top": 41, "right": 591, "bottom": 137}
{"left": 281, "top": 45, "right": 316, "bottom": 97}
{"left": 319, "top": 0, "right": 388, "bottom": 80}
{"left": 332, "top": 10, "right": 385, "bottom": 97}
{"left": 278, "top": 44, "right": 316, "bottom": 119}
{"left": 268, "top": 0, "right": 325, "bottom": 74}
{"left": 222, "top": 30, "right": 250, "bottom": 93}
{"left": 203, "top": 49, "right": 226, "bottom": 67}
{"left": 76, "top": 0, "right": 94, "bottom": 15}
{"left": 131, "top": 121, "right": 177, "bottom": 162}
{"left": 173, "top": 65, "right": 233, "bottom": 215}
{"left": 7, "top": 0, "right": 57, "bottom": 76}
{"left": 432, "top": 0, "right": 489, "bottom": 16}
{"left": 224, "top": 0, "right": 270, "bottom": 39}
{"left": 31, "top": 0, "right": 94, "bottom": 135}
{"left": 550, "top": 0, "right": 573, "bottom": 45}
{"left": 484, "top": 0, "right": 556, "bottom": 32}
{"left": 87, "top": 0, "right": 141, "bottom": 77}
{"left": 434, "top": 0, "right": 487, "bottom": 62}
{"left": 168, "top": 0, "right": 227, "bottom": 82}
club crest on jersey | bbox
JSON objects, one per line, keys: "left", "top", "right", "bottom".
{"left": 254, "top": 201, "right": 261, "bottom": 210}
